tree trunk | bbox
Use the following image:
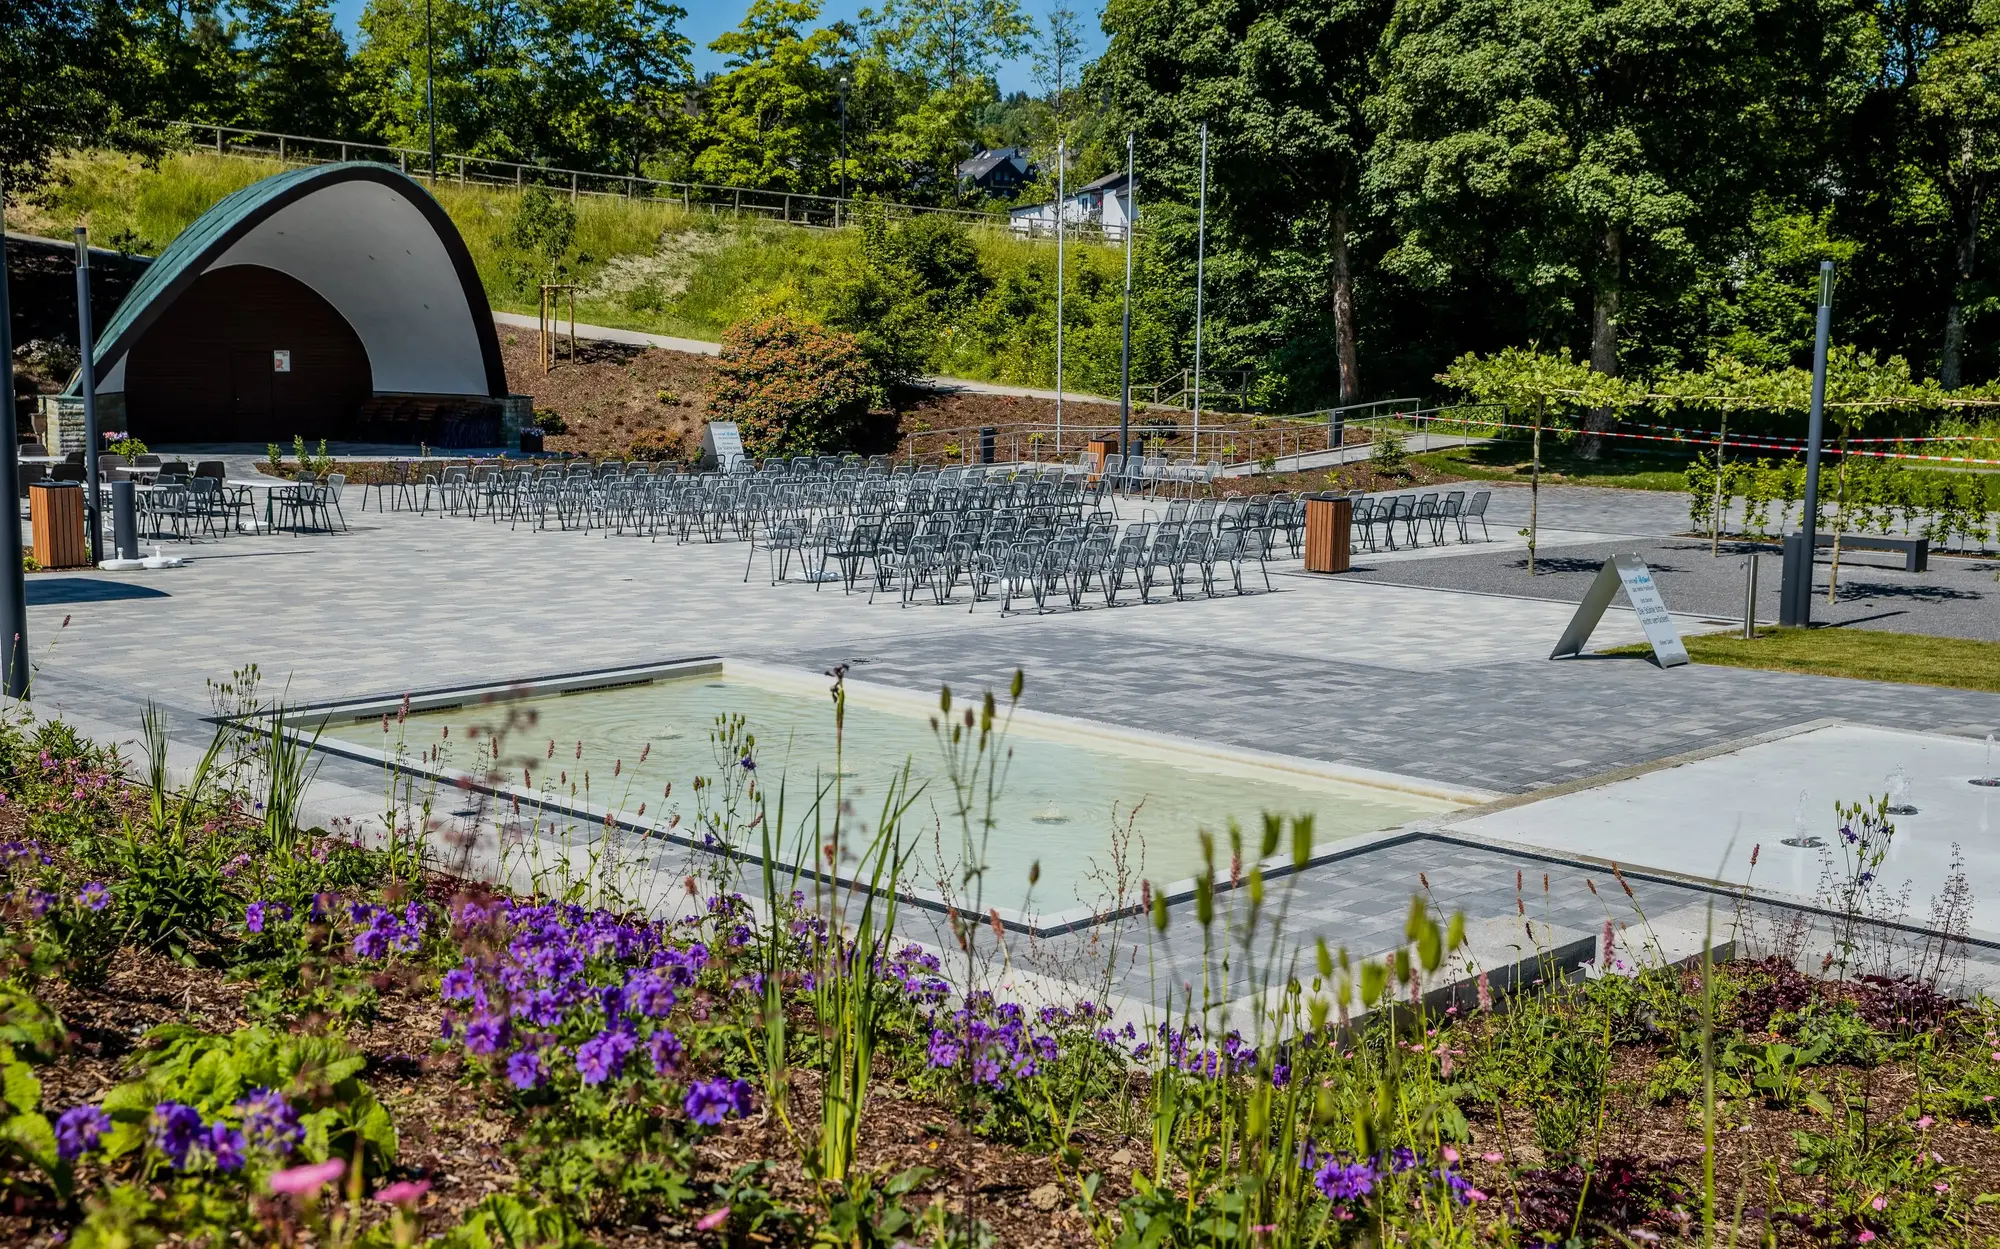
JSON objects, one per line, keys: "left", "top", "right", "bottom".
{"left": 1578, "top": 227, "right": 1622, "bottom": 460}
{"left": 1941, "top": 189, "right": 1982, "bottom": 391}
{"left": 1331, "top": 208, "right": 1360, "bottom": 406}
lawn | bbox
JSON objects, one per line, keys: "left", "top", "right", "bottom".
{"left": 1632, "top": 625, "right": 2000, "bottom": 692}
{"left": 1412, "top": 439, "right": 1699, "bottom": 492}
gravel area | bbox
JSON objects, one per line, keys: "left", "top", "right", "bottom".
{"left": 1345, "top": 535, "right": 2000, "bottom": 639}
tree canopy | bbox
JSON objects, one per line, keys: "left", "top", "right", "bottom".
{"left": 8, "top": 0, "right": 1999, "bottom": 411}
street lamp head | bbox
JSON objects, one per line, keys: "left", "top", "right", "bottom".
{"left": 72, "top": 226, "right": 89, "bottom": 270}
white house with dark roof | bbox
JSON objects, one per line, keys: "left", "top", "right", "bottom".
{"left": 1008, "top": 170, "right": 1135, "bottom": 241}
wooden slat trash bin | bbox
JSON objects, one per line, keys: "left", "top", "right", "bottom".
{"left": 1303, "top": 493, "right": 1353, "bottom": 574}
{"left": 30, "top": 481, "right": 89, "bottom": 570}
{"left": 1084, "top": 439, "right": 1116, "bottom": 482}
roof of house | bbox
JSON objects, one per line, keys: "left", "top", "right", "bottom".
{"left": 1075, "top": 170, "right": 1132, "bottom": 195}
{"left": 957, "top": 147, "right": 1030, "bottom": 180}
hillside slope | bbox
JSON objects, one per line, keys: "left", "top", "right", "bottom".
{"left": 19, "top": 150, "right": 1181, "bottom": 401}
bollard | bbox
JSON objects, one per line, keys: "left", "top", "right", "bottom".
{"left": 1778, "top": 531, "right": 1810, "bottom": 627}
{"left": 111, "top": 479, "right": 138, "bottom": 560}
{"left": 1744, "top": 552, "right": 1760, "bottom": 640}
{"left": 980, "top": 426, "right": 997, "bottom": 465}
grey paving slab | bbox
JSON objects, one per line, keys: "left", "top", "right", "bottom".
{"left": 17, "top": 482, "right": 2000, "bottom": 1016}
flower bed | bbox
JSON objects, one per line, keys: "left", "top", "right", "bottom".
{"left": 0, "top": 681, "right": 1997, "bottom": 1247}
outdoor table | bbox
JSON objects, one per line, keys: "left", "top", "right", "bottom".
{"left": 225, "top": 478, "right": 299, "bottom": 532}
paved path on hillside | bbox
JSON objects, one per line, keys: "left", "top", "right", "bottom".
{"left": 493, "top": 311, "right": 1131, "bottom": 407}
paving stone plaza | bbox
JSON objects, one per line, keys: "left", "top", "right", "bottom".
{"left": 31, "top": 462, "right": 2000, "bottom": 1010}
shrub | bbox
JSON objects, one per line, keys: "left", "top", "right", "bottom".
{"left": 627, "top": 427, "right": 690, "bottom": 463}
{"left": 532, "top": 407, "right": 568, "bottom": 435}
{"left": 1371, "top": 425, "right": 1410, "bottom": 476}
{"left": 707, "top": 315, "right": 879, "bottom": 458}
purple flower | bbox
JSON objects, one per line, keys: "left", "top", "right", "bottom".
{"left": 575, "top": 1029, "right": 635, "bottom": 1085}
{"left": 440, "top": 967, "right": 477, "bottom": 1002}
{"left": 1313, "top": 1159, "right": 1376, "bottom": 1203}
{"left": 505, "top": 1049, "right": 543, "bottom": 1090}
{"left": 237, "top": 1088, "right": 303, "bottom": 1154}
{"left": 244, "top": 901, "right": 268, "bottom": 933}
{"left": 55, "top": 1105, "right": 110, "bottom": 1160}
{"left": 75, "top": 881, "right": 110, "bottom": 911}
{"left": 150, "top": 1102, "right": 206, "bottom": 1169}
{"left": 683, "top": 1078, "right": 753, "bottom": 1126}
{"left": 1440, "top": 1167, "right": 1475, "bottom": 1204}
{"left": 462, "top": 1013, "right": 509, "bottom": 1056}
{"left": 208, "top": 1122, "right": 247, "bottom": 1172}
{"left": 625, "top": 972, "right": 675, "bottom": 1018}
{"left": 1388, "top": 1147, "right": 1418, "bottom": 1174}
{"left": 647, "top": 1029, "right": 684, "bottom": 1076}
{"left": 1271, "top": 1063, "right": 1291, "bottom": 1088}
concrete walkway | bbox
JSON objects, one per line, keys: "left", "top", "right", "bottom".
{"left": 493, "top": 311, "right": 1135, "bottom": 408}
{"left": 1219, "top": 433, "right": 1489, "bottom": 477}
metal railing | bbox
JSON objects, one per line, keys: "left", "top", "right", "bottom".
{"left": 152, "top": 120, "right": 1135, "bottom": 245}
{"left": 898, "top": 414, "right": 1348, "bottom": 470}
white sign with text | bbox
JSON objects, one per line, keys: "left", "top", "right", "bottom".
{"left": 1551, "top": 553, "right": 1689, "bottom": 668}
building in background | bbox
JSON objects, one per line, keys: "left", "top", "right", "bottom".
{"left": 1008, "top": 170, "right": 1134, "bottom": 241}
{"left": 956, "top": 147, "right": 1034, "bottom": 198}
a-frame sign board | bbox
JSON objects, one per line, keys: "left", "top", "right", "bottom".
{"left": 1550, "top": 553, "right": 1689, "bottom": 668}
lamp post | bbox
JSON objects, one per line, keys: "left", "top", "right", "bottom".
{"left": 1192, "top": 122, "right": 1207, "bottom": 461}
{"left": 837, "top": 75, "right": 850, "bottom": 215}
{"left": 1117, "top": 132, "right": 1135, "bottom": 466}
{"left": 73, "top": 228, "right": 102, "bottom": 566}
{"left": 425, "top": 0, "right": 437, "bottom": 182}
{"left": 1793, "top": 260, "right": 1835, "bottom": 626}
{"left": 0, "top": 180, "right": 29, "bottom": 697}
{"left": 1055, "top": 136, "right": 1065, "bottom": 455}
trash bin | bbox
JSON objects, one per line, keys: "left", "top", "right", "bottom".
{"left": 1303, "top": 493, "right": 1353, "bottom": 574}
{"left": 1084, "top": 439, "right": 1115, "bottom": 481}
{"left": 29, "top": 481, "right": 88, "bottom": 569}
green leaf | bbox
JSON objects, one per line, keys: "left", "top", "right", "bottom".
{"left": 1, "top": 1057, "right": 41, "bottom": 1115}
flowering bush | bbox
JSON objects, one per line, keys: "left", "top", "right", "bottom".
{"left": 707, "top": 315, "right": 881, "bottom": 458}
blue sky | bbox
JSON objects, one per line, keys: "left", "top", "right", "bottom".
{"left": 324, "top": 0, "right": 1107, "bottom": 96}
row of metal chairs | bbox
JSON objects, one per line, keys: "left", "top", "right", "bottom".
{"left": 745, "top": 497, "right": 1300, "bottom": 614}
{"left": 1347, "top": 490, "right": 1492, "bottom": 550}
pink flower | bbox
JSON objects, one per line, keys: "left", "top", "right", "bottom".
{"left": 268, "top": 1158, "right": 346, "bottom": 1195}
{"left": 1859, "top": 1232, "right": 1876, "bottom": 1243}
{"left": 373, "top": 1179, "right": 431, "bottom": 1205}
{"left": 1481, "top": 1151, "right": 1504, "bottom": 1164}
{"left": 1443, "top": 1146, "right": 1460, "bottom": 1163}
{"left": 1936, "top": 1182, "right": 1951, "bottom": 1194}
{"left": 1871, "top": 1196, "right": 1887, "bottom": 1211}
{"left": 1918, "top": 1116, "right": 1935, "bottom": 1129}
{"left": 696, "top": 1207, "right": 731, "bottom": 1231}
{"left": 1466, "top": 1188, "right": 1488, "bottom": 1202}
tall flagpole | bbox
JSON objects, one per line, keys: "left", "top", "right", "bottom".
{"left": 0, "top": 179, "right": 30, "bottom": 697}
{"left": 1117, "top": 133, "right": 1135, "bottom": 470}
{"left": 1054, "top": 137, "right": 1065, "bottom": 458}
{"left": 425, "top": 0, "right": 438, "bottom": 181}
{"left": 1192, "top": 122, "right": 1207, "bottom": 462}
